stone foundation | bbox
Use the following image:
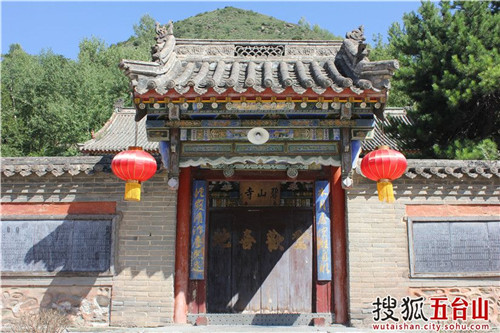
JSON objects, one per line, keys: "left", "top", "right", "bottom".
{"left": 2, "top": 286, "right": 111, "bottom": 327}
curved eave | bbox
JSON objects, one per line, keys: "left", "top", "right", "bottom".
{"left": 80, "top": 147, "right": 160, "bottom": 156}
{"left": 132, "top": 86, "right": 388, "bottom": 101}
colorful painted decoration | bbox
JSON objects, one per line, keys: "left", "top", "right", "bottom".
{"left": 190, "top": 180, "right": 207, "bottom": 280}
{"left": 360, "top": 145, "right": 408, "bottom": 203}
{"left": 315, "top": 180, "right": 332, "bottom": 281}
{"left": 111, "top": 146, "right": 157, "bottom": 201}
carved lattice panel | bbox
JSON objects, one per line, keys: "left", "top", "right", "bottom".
{"left": 235, "top": 44, "right": 285, "bottom": 57}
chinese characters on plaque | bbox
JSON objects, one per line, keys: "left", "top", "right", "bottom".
{"left": 240, "top": 181, "right": 280, "bottom": 206}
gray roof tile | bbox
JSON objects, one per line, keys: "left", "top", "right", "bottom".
{"left": 362, "top": 108, "right": 415, "bottom": 153}
{"left": 119, "top": 24, "right": 398, "bottom": 98}
{"left": 79, "top": 108, "right": 159, "bottom": 154}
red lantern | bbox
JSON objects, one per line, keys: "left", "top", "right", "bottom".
{"left": 360, "top": 145, "right": 407, "bottom": 203}
{"left": 111, "top": 146, "right": 157, "bottom": 201}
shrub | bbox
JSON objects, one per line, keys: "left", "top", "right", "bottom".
{"left": 10, "top": 309, "right": 70, "bottom": 333}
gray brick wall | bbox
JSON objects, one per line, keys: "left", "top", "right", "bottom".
{"left": 1, "top": 171, "right": 177, "bottom": 327}
{"left": 346, "top": 175, "right": 500, "bottom": 328}
{"left": 3, "top": 163, "right": 499, "bottom": 328}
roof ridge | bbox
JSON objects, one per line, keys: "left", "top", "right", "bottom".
{"left": 119, "top": 24, "right": 399, "bottom": 100}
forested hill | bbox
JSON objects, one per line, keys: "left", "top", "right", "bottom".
{"left": 173, "top": 7, "right": 340, "bottom": 40}
{"left": 1, "top": 7, "right": 340, "bottom": 157}
{"left": 3, "top": 3, "right": 498, "bottom": 159}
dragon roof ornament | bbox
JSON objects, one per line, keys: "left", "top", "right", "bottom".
{"left": 152, "top": 21, "right": 176, "bottom": 67}
{"left": 119, "top": 23, "right": 400, "bottom": 102}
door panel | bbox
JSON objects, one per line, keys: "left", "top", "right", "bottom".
{"left": 289, "top": 210, "right": 313, "bottom": 312}
{"left": 260, "top": 212, "right": 288, "bottom": 312}
{"left": 231, "top": 217, "right": 261, "bottom": 312}
{"left": 207, "top": 212, "right": 233, "bottom": 313}
{"left": 207, "top": 208, "right": 313, "bottom": 313}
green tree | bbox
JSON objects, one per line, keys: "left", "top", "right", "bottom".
{"left": 369, "top": 34, "right": 412, "bottom": 107}
{"left": 1, "top": 46, "right": 87, "bottom": 156}
{"left": 1, "top": 23, "right": 153, "bottom": 157}
{"left": 0, "top": 10, "right": 348, "bottom": 157}
{"left": 1, "top": 44, "right": 40, "bottom": 156}
{"left": 385, "top": 1, "right": 499, "bottom": 159}
{"left": 133, "top": 14, "right": 156, "bottom": 43}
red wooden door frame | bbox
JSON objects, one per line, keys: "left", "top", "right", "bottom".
{"left": 331, "top": 167, "right": 348, "bottom": 324}
{"left": 174, "top": 167, "right": 192, "bottom": 324}
{"left": 174, "top": 166, "right": 348, "bottom": 323}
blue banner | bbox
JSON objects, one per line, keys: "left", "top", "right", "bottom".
{"left": 315, "top": 180, "right": 332, "bottom": 281}
{"left": 351, "top": 139, "right": 362, "bottom": 169}
{"left": 159, "top": 141, "right": 170, "bottom": 170}
{"left": 190, "top": 180, "right": 207, "bottom": 280}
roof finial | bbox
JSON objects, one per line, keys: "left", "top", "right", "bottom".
{"left": 155, "top": 20, "right": 173, "bottom": 40}
{"left": 152, "top": 20, "right": 176, "bottom": 65}
{"left": 346, "top": 25, "right": 365, "bottom": 42}
{"left": 167, "top": 21, "right": 173, "bottom": 35}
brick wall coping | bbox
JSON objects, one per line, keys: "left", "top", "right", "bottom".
{"left": 0, "top": 155, "right": 164, "bottom": 178}
{"left": 1, "top": 156, "right": 114, "bottom": 177}
{"left": 355, "top": 159, "right": 499, "bottom": 180}
{"left": 2, "top": 156, "right": 498, "bottom": 179}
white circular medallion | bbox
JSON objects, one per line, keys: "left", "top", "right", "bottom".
{"left": 247, "top": 127, "right": 270, "bottom": 145}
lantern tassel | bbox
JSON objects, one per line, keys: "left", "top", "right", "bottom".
{"left": 377, "top": 180, "right": 395, "bottom": 203}
{"left": 125, "top": 181, "right": 141, "bottom": 201}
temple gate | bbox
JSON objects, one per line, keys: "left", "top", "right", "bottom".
{"left": 120, "top": 21, "right": 397, "bottom": 325}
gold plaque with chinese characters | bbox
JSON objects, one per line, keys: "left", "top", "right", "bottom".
{"left": 240, "top": 181, "right": 280, "bottom": 206}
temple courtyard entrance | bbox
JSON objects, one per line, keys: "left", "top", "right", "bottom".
{"left": 207, "top": 207, "right": 313, "bottom": 314}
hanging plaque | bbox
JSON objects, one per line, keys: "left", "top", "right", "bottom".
{"left": 240, "top": 181, "right": 280, "bottom": 206}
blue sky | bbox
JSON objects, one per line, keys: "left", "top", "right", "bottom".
{"left": 1, "top": 1, "right": 423, "bottom": 60}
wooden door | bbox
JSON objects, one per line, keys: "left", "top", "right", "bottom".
{"left": 207, "top": 208, "right": 313, "bottom": 313}
{"left": 207, "top": 211, "right": 233, "bottom": 312}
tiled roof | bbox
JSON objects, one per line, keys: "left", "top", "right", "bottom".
{"left": 2, "top": 156, "right": 498, "bottom": 179}
{"left": 119, "top": 23, "right": 398, "bottom": 98}
{"left": 1, "top": 156, "right": 114, "bottom": 177}
{"left": 362, "top": 107, "right": 414, "bottom": 153}
{"left": 402, "top": 160, "right": 499, "bottom": 180}
{"left": 79, "top": 108, "right": 159, "bottom": 155}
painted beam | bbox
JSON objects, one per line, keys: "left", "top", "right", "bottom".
{"left": 169, "top": 128, "right": 180, "bottom": 177}
{"left": 193, "top": 168, "right": 329, "bottom": 181}
{"left": 133, "top": 86, "right": 387, "bottom": 102}
{"left": 340, "top": 128, "right": 353, "bottom": 188}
